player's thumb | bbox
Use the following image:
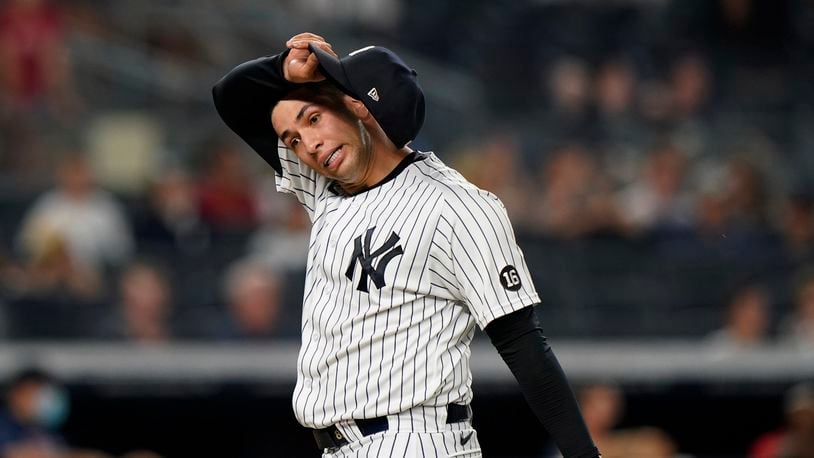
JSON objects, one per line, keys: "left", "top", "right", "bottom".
{"left": 303, "top": 53, "right": 324, "bottom": 80}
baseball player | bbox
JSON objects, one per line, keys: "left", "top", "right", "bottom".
{"left": 213, "top": 32, "right": 600, "bottom": 458}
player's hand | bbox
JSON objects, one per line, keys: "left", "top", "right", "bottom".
{"left": 283, "top": 32, "right": 338, "bottom": 84}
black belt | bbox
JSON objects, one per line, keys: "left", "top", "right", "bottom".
{"left": 312, "top": 404, "right": 471, "bottom": 450}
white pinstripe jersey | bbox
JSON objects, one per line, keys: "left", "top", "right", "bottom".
{"left": 275, "top": 145, "right": 540, "bottom": 429}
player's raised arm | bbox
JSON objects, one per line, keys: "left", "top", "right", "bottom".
{"left": 485, "top": 306, "right": 601, "bottom": 458}
{"left": 211, "top": 32, "right": 336, "bottom": 173}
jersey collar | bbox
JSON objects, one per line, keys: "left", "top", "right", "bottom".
{"left": 328, "top": 151, "right": 426, "bottom": 197}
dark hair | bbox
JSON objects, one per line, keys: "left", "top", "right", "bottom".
{"left": 277, "top": 81, "right": 357, "bottom": 124}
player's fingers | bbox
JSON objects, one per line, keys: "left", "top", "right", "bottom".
{"left": 288, "top": 47, "right": 311, "bottom": 60}
{"left": 286, "top": 32, "right": 326, "bottom": 48}
{"left": 283, "top": 47, "right": 308, "bottom": 78}
{"left": 288, "top": 39, "right": 335, "bottom": 55}
{"left": 285, "top": 53, "right": 325, "bottom": 83}
{"left": 288, "top": 32, "right": 325, "bottom": 42}
{"left": 303, "top": 53, "right": 324, "bottom": 75}
{"left": 284, "top": 46, "right": 312, "bottom": 82}
{"left": 286, "top": 41, "right": 306, "bottom": 50}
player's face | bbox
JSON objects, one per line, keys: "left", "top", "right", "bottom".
{"left": 272, "top": 99, "right": 372, "bottom": 187}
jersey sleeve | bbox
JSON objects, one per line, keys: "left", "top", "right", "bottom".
{"left": 443, "top": 191, "right": 540, "bottom": 329}
{"left": 212, "top": 51, "right": 294, "bottom": 174}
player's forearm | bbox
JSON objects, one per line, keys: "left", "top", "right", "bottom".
{"left": 211, "top": 50, "right": 295, "bottom": 172}
{"left": 485, "top": 307, "right": 600, "bottom": 458}
{"left": 212, "top": 50, "right": 290, "bottom": 121}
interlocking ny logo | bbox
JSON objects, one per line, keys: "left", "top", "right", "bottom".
{"left": 345, "top": 227, "right": 403, "bottom": 293}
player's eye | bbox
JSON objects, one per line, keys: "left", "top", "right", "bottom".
{"left": 309, "top": 114, "right": 320, "bottom": 125}
{"left": 290, "top": 137, "right": 300, "bottom": 148}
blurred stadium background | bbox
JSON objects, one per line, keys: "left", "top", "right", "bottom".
{"left": 0, "top": 0, "right": 813, "bottom": 457}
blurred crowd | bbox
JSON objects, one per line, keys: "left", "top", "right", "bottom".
{"left": 556, "top": 380, "right": 814, "bottom": 458}
{"left": 0, "top": 0, "right": 811, "bottom": 344}
{"left": 0, "top": 367, "right": 163, "bottom": 458}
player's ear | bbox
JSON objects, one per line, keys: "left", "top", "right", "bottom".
{"left": 343, "top": 96, "right": 370, "bottom": 120}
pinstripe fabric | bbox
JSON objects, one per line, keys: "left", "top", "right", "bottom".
{"left": 275, "top": 144, "right": 539, "bottom": 439}
{"left": 323, "top": 406, "right": 482, "bottom": 458}
{"left": 324, "top": 429, "right": 482, "bottom": 458}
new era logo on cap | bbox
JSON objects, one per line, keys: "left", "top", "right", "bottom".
{"left": 308, "top": 43, "right": 425, "bottom": 149}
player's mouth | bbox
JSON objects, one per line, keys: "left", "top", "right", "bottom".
{"left": 323, "top": 146, "right": 344, "bottom": 170}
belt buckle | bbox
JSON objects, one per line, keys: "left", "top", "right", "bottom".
{"left": 313, "top": 426, "right": 349, "bottom": 451}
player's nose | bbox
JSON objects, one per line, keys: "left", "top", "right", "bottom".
{"left": 302, "top": 131, "right": 323, "bottom": 155}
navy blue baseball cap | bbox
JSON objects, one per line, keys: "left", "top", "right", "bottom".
{"left": 309, "top": 43, "right": 425, "bottom": 149}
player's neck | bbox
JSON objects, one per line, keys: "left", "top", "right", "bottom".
{"left": 341, "top": 141, "right": 412, "bottom": 195}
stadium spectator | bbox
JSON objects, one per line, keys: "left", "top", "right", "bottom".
{"left": 669, "top": 52, "right": 713, "bottom": 121}
{"left": 3, "top": 153, "right": 120, "bottom": 337}
{"left": 694, "top": 153, "right": 779, "bottom": 262}
{"left": 247, "top": 196, "right": 309, "bottom": 272}
{"left": 749, "top": 382, "right": 814, "bottom": 458}
{"left": 196, "top": 142, "right": 260, "bottom": 232}
{"left": 568, "top": 382, "right": 678, "bottom": 458}
{"left": 450, "top": 132, "right": 534, "bottom": 229}
{"left": 616, "top": 143, "right": 695, "bottom": 234}
{"left": 596, "top": 57, "right": 638, "bottom": 120}
{"left": 578, "top": 382, "right": 624, "bottom": 455}
{"left": 539, "top": 56, "right": 596, "bottom": 148}
{"left": 0, "top": 0, "right": 78, "bottom": 117}
{"left": 215, "top": 260, "right": 294, "bottom": 341}
{"left": 779, "top": 269, "right": 814, "bottom": 350}
{"left": 694, "top": 160, "right": 731, "bottom": 237}
{"left": 94, "top": 260, "right": 174, "bottom": 343}
{"left": 719, "top": 156, "right": 773, "bottom": 232}
{"left": 595, "top": 57, "right": 652, "bottom": 184}
{"left": 779, "top": 190, "right": 814, "bottom": 265}
{"left": 546, "top": 56, "right": 592, "bottom": 121}
{"left": 0, "top": 368, "right": 67, "bottom": 454}
{"left": 132, "top": 168, "right": 209, "bottom": 256}
{"left": 16, "top": 152, "right": 134, "bottom": 271}
{"left": 532, "top": 145, "right": 627, "bottom": 238}
{"left": 603, "top": 427, "right": 677, "bottom": 458}
{"left": 706, "top": 283, "right": 772, "bottom": 354}
{"left": 666, "top": 51, "right": 715, "bottom": 160}
{"left": 661, "top": 51, "right": 715, "bottom": 159}
{"left": 0, "top": 368, "right": 109, "bottom": 458}
{"left": 1, "top": 230, "right": 102, "bottom": 338}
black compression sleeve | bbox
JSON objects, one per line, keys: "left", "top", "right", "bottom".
{"left": 485, "top": 306, "right": 599, "bottom": 458}
{"left": 212, "top": 50, "right": 295, "bottom": 173}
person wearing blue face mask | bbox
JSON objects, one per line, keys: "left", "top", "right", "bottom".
{"left": 0, "top": 369, "right": 161, "bottom": 458}
{"left": 0, "top": 368, "right": 71, "bottom": 458}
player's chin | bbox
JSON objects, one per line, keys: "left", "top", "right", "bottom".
{"left": 325, "top": 160, "right": 353, "bottom": 181}
{"left": 319, "top": 165, "right": 343, "bottom": 180}
{"left": 314, "top": 162, "right": 338, "bottom": 179}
